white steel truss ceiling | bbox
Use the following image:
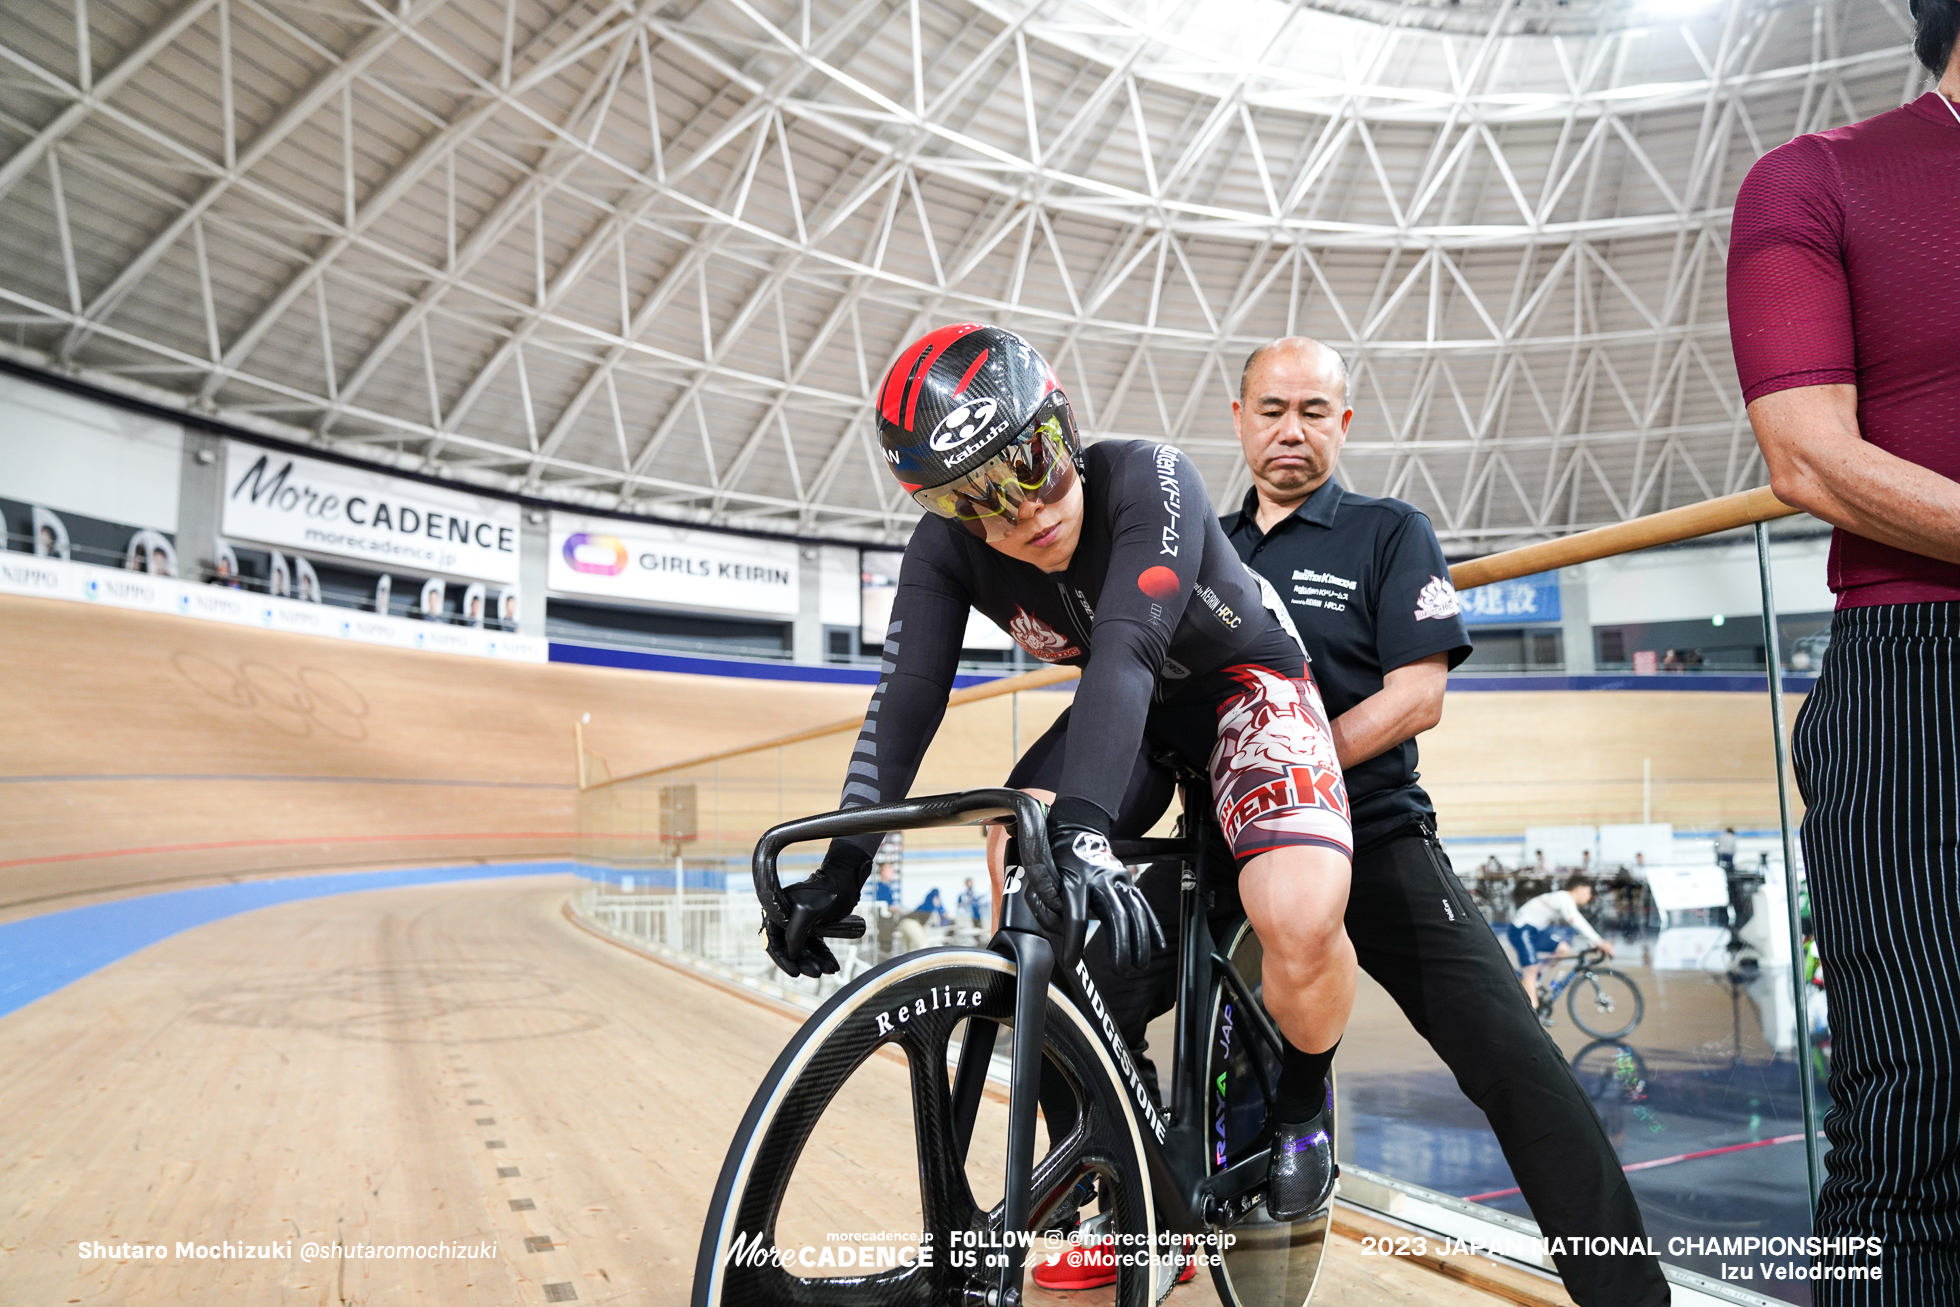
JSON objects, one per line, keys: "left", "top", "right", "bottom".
{"left": 0, "top": 0, "right": 1928, "bottom": 546}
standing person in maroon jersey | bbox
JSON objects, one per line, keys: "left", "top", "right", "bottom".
{"left": 1727, "top": 4, "right": 1960, "bottom": 1299}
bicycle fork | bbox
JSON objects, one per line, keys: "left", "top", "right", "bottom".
{"left": 948, "top": 856, "right": 1064, "bottom": 1307}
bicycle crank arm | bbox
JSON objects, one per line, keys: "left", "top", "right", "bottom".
{"left": 1196, "top": 1153, "right": 1271, "bottom": 1228}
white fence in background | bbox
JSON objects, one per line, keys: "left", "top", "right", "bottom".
{"left": 571, "top": 885, "right": 985, "bottom": 1011}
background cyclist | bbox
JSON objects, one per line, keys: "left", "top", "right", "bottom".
{"left": 763, "top": 323, "right": 1353, "bottom": 1222}
{"left": 1507, "top": 872, "right": 1614, "bottom": 1000}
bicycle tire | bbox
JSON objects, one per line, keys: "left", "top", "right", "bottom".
{"left": 1207, "top": 921, "right": 1331, "bottom": 1307}
{"left": 692, "top": 947, "right": 1159, "bottom": 1307}
{"left": 1566, "top": 967, "right": 1644, "bottom": 1040}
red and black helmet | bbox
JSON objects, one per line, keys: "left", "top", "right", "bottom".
{"left": 876, "top": 324, "right": 1082, "bottom": 506}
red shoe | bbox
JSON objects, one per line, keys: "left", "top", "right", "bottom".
{"left": 1030, "top": 1238, "right": 1198, "bottom": 1290}
{"left": 1033, "top": 1238, "right": 1116, "bottom": 1290}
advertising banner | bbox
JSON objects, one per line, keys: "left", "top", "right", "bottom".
{"left": 221, "top": 442, "right": 521, "bottom": 584}
{"left": 0, "top": 554, "right": 544, "bottom": 662}
{"left": 1459, "top": 570, "right": 1560, "bottom": 626}
{"left": 548, "top": 512, "right": 798, "bottom": 618}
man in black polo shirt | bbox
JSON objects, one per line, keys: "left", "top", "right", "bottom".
{"left": 1223, "top": 337, "right": 1666, "bottom": 1307}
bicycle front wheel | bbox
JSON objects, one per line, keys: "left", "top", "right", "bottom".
{"left": 1567, "top": 967, "right": 1644, "bottom": 1039}
{"left": 692, "top": 947, "right": 1159, "bottom": 1307}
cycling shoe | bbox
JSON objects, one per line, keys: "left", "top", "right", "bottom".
{"left": 1265, "top": 1107, "right": 1337, "bottom": 1222}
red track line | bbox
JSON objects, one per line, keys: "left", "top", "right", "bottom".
{"left": 0, "top": 831, "right": 580, "bottom": 870}
{"left": 1462, "top": 1131, "right": 1817, "bottom": 1203}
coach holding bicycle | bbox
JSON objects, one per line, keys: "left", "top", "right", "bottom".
{"left": 1221, "top": 337, "right": 1667, "bottom": 1307}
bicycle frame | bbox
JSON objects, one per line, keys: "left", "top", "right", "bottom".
{"left": 750, "top": 776, "right": 1284, "bottom": 1302}
{"left": 1540, "top": 948, "right": 1608, "bottom": 1004}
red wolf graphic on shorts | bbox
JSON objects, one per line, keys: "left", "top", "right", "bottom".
{"left": 1209, "top": 664, "right": 1353, "bottom": 862}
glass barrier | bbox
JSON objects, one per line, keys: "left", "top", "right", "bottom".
{"left": 1342, "top": 522, "right": 1825, "bottom": 1302}
{"left": 574, "top": 680, "right": 1074, "bottom": 1004}
{"left": 572, "top": 510, "right": 1829, "bottom": 1301}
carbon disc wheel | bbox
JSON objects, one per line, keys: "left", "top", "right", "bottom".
{"left": 692, "top": 948, "right": 1158, "bottom": 1306}
{"left": 1207, "top": 921, "right": 1331, "bottom": 1307}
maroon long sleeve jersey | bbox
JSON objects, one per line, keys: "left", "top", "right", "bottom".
{"left": 1726, "top": 92, "right": 1960, "bottom": 607}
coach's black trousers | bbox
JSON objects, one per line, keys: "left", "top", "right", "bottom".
{"left": 1793, "top": 602, "right": 1960, "bottom": 1304}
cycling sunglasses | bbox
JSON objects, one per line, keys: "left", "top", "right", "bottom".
{"left": 910, "top": 416, "right": 1077, "bottom": 542}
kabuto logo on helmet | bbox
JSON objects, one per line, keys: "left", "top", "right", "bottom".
{"left": 926, "top": 396, "right": 1002, "bottom": 457}
{"left": 876, "top": 323, "right": 1079, "bottom": 495}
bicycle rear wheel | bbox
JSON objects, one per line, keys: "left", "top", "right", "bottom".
{"left": 1206, "top": 921, "right": 1331, "bottom": 1307}
{"left": 1566, "top": 967, "right": 1644, "bottom": 1040}
{"left": 692, "top": 947, "right": 1159, "bottom": 1306}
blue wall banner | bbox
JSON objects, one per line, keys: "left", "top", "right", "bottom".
{"left": 1460, "top": 571, "right": 1560, "bottom": 626}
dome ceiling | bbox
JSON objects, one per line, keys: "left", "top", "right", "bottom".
{"left": 0, "top": 0, "right": 1925, "bottom": 545}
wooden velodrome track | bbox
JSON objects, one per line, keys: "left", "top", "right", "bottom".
{"left": 0, "top": 874, "right": 1533, "bottom": 1305}
{"left": 0, "top": 594, "right": 874, "bottom": 920}
{"left": 0, "top": 588, "right": 1796, "bottom": 919}
{"left": 0, "top": 590, "right": 1810, "bottom": 1305}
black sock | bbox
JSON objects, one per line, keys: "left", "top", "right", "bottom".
{"left": 1274, "top": 1038, "right": 1338, "bottom": 1125}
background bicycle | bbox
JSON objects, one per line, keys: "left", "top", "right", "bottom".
{"left": 1522, "top": 944, "right": 1646, "bottom": 1040}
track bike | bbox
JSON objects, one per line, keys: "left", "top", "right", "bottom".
{"left": 1528, "top": 945, "right": 1645, "bottom": 1040}
{"left": 692, "top": 773, "right": 1330, "bottom": 1307}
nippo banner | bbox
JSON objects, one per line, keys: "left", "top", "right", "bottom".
{"left": 0, "top": 555, "right": 545, "bottom": 662}
{"left": 548, "top": 512, "right": 798, "bottom": 618}
{"left": 221, "top": 443, "right": 521, "bottom": 584}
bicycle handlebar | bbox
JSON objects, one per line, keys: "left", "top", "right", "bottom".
{"left": 751, "top": 788, "right": 1058, "bottom": 931}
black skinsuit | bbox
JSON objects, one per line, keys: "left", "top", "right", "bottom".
{"left": 831, "top": 439, "right": 1305, "bottom": 838}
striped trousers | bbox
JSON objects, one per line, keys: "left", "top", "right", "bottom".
{"left": 1793, "top": 602, "right": 1960, "bottom": 1304}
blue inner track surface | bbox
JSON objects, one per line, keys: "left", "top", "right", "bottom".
{"left": 0, "top": 861, "right": 580, "bottom": 1020}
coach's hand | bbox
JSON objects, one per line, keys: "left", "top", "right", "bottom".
{"left": 1048, "top": 797, "right": 1164, "bottom": 974}
{"left": 765, "top": 841, "right": 871, "bottom": 979}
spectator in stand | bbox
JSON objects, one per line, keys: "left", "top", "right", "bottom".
{"left": 1716, "top": 827, "right": 1739, "bottom": 875}
{"left": 872, "top": 861, "right": 901, "bottom": 909}
{"left": 897, "top": 887, "right": 947, "bottom": 954}
{"left": 1726, "top": 6, "right": 1960, "bottom": 1295}
{"left": 1660, "top": 648, "right": 1683, "bottom": 673}
{"left": 956, "top": 877, "right": 987, "bottom": 930}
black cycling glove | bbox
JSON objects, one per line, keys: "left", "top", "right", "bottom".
{"left": 1048, "top": 796, "right": 1164, "bottom": 975}
{"left": 764, "top": 840, "right": 872, "bottom": 979}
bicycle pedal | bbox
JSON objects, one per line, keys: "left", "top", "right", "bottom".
{"left": 1208, "top": 1188, "right": 1265, "bottom": 1229}
{"left": 817, "top": 915, "right": 866, "bottom": 940}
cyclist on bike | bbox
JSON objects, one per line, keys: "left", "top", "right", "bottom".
{"left": 1506, "top": 872, "right": 1613, "bottom": 1000}
{"left": 763, "top": 323, "right": 1354, "bottom": 1222}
